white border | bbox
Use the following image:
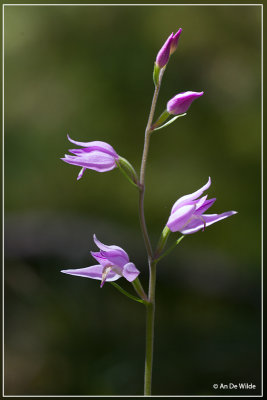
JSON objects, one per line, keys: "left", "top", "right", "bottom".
{"left": 2, "top": 3, "right": 263, "bottom": 398}
{"left": 1, "top": 3, "right": 265, "bottom": 5}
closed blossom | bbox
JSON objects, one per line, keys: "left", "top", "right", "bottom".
{"left": 167, "top": 91, "right": 204, "bottom": 115}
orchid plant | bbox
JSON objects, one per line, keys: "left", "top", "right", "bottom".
{"left": 61, "top": 29, "right": 237, "bottom": 395}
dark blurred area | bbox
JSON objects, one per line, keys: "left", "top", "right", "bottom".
{"left": 4, "top": 5, "right": 261, "bottom": 396}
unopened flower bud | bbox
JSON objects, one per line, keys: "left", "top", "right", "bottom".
{"left": 167, "top": 91, "right": 204, "bottom": 115}
{"left": 155, "top": 33, "right": 173, "bottom": 69}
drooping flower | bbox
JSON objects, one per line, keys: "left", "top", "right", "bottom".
{"left": 61, "top": 235, "right": 140, "bottom": 287}
{"left": 156, "top": 29, "right": 182, "bottom": 69}
{"left": 166, "top": 177, "right": 237, "bottom": 234}
{"left": 61, "top": 135, "right": 119, "bottom": 180}
{"left": 167, "top": 91, "right": 204, "bottom": 115}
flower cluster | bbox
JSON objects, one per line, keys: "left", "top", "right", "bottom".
{"left": 60, "top": 28, "right": 238, "bottom": 396}
{"left": 61, "top": 28, "right": 237, "bottom": 289}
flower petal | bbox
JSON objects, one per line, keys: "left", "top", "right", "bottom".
{"left": 170, "top": 28, "right": 182, "bottom": 55}
{"left": 91, "top": 249, "right": 129, "bottom": 269}
{"left": 167, "top": 204, "right": 196, "bottom": 232}
{"left": 90, "top": 251, "right": 110, "bottom": 267}
{"left": 122, "top": 262, "right": 140, "bottom": 282}
{"left": 67, "top": 135, "right": 118, "bottom": 157}
{"left": 195, "top": 198, "right": 216, "bottom": 215}
{"left": 93, "top": 235, "right": 129, "bottom": 265}
{"left": 180, "top": 211, "right": 237, "bottom": 234}
{"left": 61, "top": 151, "right": 117, "bottom": 172}
{"left": 195, "top": 195, "right": 207, "bottom": 209}
{"left": 61, "top": 265, "right": 120, "bottom": 282}
{"left": 156, "top": 33, "right": 173, "bottom": 68}
{"left": 171, "top": 177, "right": 211, "bottom": 213}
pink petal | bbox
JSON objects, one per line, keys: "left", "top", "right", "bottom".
{"left": 90, "top": 251, "right": 110, "bottom": 267}
{"left": 156, "top": 33, "right": 173, "bottom": 68}
{"left": 67, "top": 134, "right": 118, "bottom": 157}
{"left": 122, "top": 262, "right": 140, "bottom": 282}
{"left": 195, "top": 198, "right": 216, "bottom": 215}
{"left": 167, "top": 204, "right": 196, "bottom": 232}
{"left": 170, "top": 28, "right": 182, "bottom": 54}
{"left": 93, "top": 235, "right": 129, "bottom": 265}
{"left": 180, "top": 211, "right": 237, "bottom": 234}
{"left": 61, "top": 151, "right": 117, "bottom": 172}
{"left": 171, "top": 177, "right": 211, "bottom": 213}
{"left": 61, "top": 265, "right": 120, "bottom": 282}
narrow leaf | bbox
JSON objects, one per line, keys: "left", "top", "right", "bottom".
{"left": 110, "top": 282, "right": 145, "bottom": 304}
{"left": 153, "top": 113, "right": 186, "bottom": 132}
{"left": 156, "top": 235, "right": 185, "bottom": 262}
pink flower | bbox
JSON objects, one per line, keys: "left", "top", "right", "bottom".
{"left": 167, "top": 91, "right": 204, "bottom": 115}
{"left": 167, "top": 177, "right": 237, "bottom": 234}
{"left": 61, "top": 235, "right": 140, "bottom": 287}
{"left": 61, "top": 135, "right": 119, "bottom": 180}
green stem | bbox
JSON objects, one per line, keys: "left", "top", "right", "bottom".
{"left": 144, "top": 260, "right": 157, "bottom": 395}
{"left": 138, "top": 68, "right": 165, "bottom": 396}
{"left": 139, "top": 68, "right": 165, "bottom": 261}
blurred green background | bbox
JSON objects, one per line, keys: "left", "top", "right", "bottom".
{"left": 4, "top": 4, "right": 261, "bottom": 396}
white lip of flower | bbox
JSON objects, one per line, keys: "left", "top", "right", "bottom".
{"left": 101, "top": 265, "right": 122, "bottom": 287}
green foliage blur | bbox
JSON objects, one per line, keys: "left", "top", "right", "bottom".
{"left": 4, "top": 5, "right": 261, "bottom": 395}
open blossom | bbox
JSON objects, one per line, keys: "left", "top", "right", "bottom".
{"left": 167, "top": 91, "right": 204, "bottom": 115}
{"left": 166, "top": 177, "right": 237, "bottom": 234}
{"left": 156, "top": 29, "right": 182, "bottom": 68}
{"left": 61, "top": 235, "right": 140, "bottom": 287}
{"left": 61, "top": 135, "right": 119, "bottom": 180}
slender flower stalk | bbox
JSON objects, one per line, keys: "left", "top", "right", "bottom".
{"left": 139, "top": 67, "right": 165, "bottom": 261}
{"left": 139, "top": 67, "right": 165, "bottom": 395}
